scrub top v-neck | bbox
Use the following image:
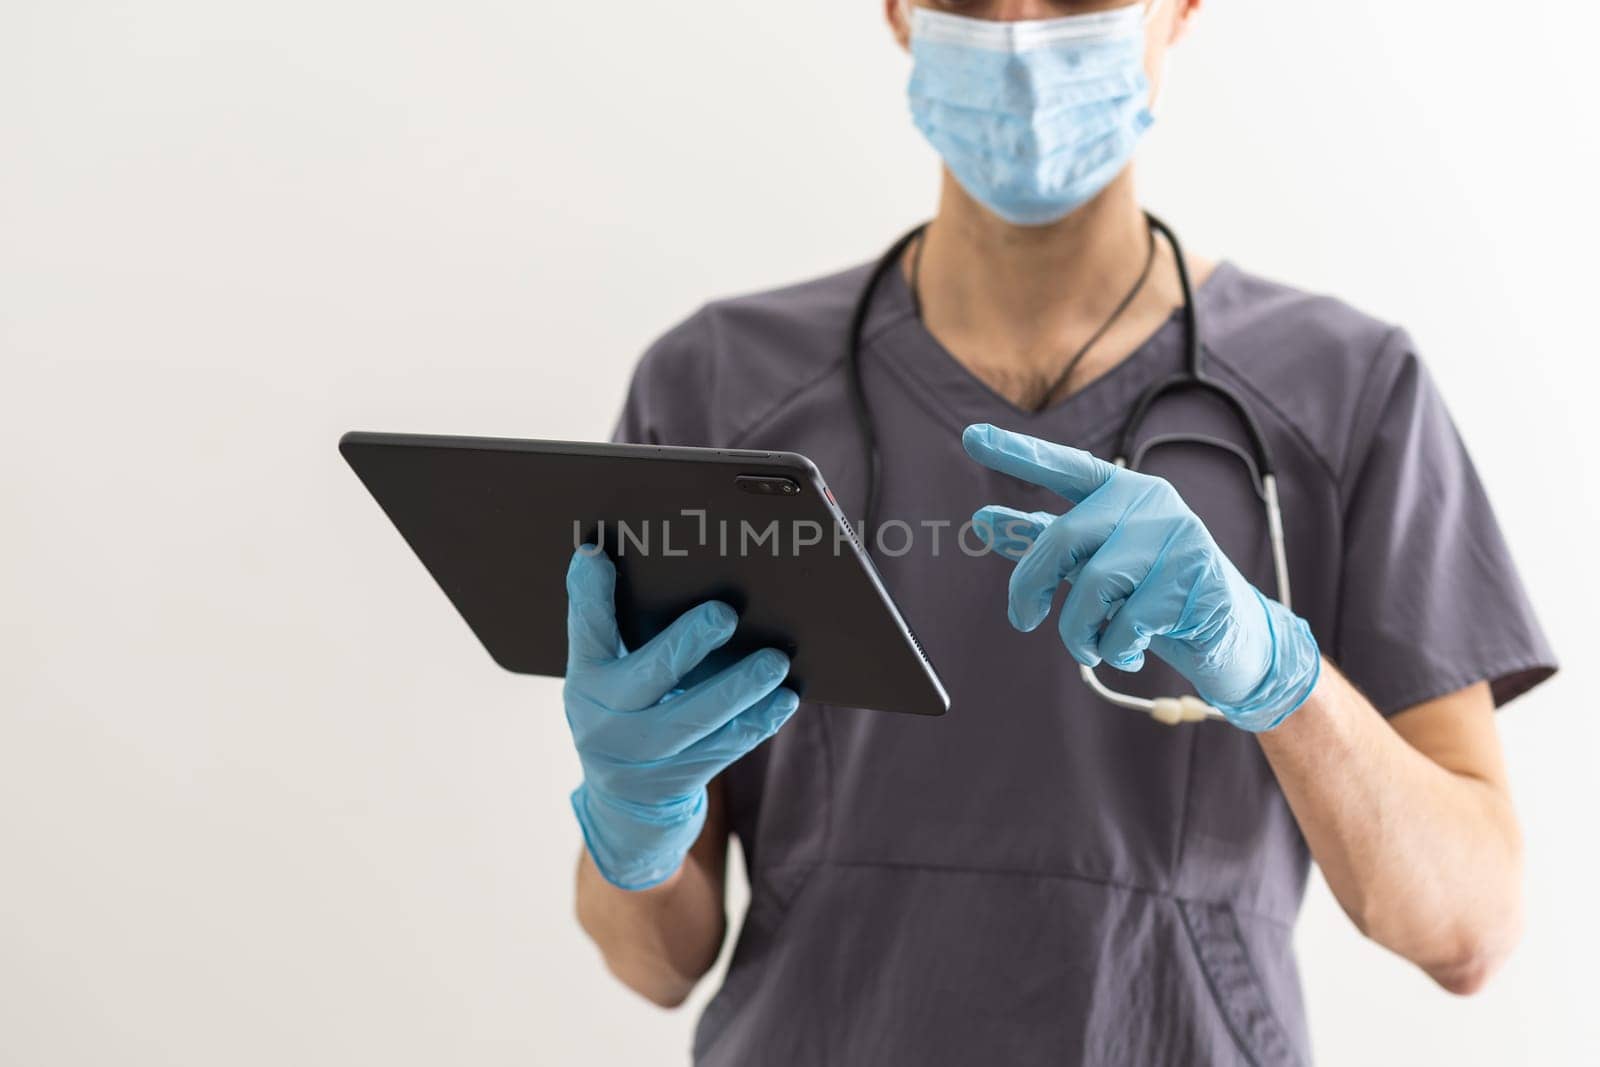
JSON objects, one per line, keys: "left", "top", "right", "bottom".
{"left": 609, "top": 256, "right": 1554, "bottom": 1067}
{"left": 866, "top": 256, "right": 1213, "bottom": 434}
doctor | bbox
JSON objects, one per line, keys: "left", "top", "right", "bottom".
{"left": 563, "top": 1, "right": 1555, "bottom": 1063}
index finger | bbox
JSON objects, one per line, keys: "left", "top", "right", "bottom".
{"left": 961, "top": 423, "right": 1118, "bottom": 504}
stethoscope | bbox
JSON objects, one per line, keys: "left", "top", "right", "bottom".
{"left": 844, "top": 212, "right": 1291, "bottom": 726}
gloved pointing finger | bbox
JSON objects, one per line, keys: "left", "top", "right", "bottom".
{"left": 962, "top": 424, "right": 1321, "bottom": 733}
{"left": 962, "top": 422, "right": 1119, "bottom": 503}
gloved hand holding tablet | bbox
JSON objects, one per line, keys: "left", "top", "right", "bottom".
{"left": 563, "top": 549, "right": 799, "bottom": 890}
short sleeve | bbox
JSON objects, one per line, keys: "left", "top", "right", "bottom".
{"left": 1334, "top": 330, "right": 1556, "bottom": 714}
{"left": 610, "top": 309, "right": 716, "bottom": 447}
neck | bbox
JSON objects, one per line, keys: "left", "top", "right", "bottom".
{"left": 925, "top": 169, "right": 1152, "bottom": 315}
{"left": 909, "top": 168, "right": 1193, "bottom": 408}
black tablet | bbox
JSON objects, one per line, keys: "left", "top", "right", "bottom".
{"left": 340, "top": 432, "right": 949, "bottom": 716}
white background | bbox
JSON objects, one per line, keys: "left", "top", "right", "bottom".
{"left": 3, "top": 1, "right": 1597, "bottom": 1063}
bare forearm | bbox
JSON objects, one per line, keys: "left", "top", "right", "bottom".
{"left": 573, "top": 786, "right": 729, "bottom": 1008}
{"left": 1258, "top": 665, "right": 1522, "bottom": 994}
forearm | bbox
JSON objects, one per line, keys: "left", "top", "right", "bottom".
{"left": 1258, "top": 665, "right": 1522, "bottom": 994}
{"left": 573, "top": 785, "right": 729, "bottom": 1008}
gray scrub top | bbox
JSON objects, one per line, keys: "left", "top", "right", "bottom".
{"left": 612, "top": 258, "right": 1555, "bottom": 1067}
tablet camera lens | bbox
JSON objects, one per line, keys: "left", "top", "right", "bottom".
{"left": 735, "top": 475, "right": 801, "bottom": 497}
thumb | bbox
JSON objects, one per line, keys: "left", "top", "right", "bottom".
{"left": 566, "top": 547, "right": 623, "bottom": 667}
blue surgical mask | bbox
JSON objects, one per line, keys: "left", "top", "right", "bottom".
{"left": 907, "top": 0, "right": 1161, "bottom": 226}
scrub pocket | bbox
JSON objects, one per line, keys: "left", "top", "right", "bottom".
{"left": 1178, "top": 899, "right": 1303, "bottom": 1067}
{"left": 693, "top": 702, "right": 834, "bottom": 1064}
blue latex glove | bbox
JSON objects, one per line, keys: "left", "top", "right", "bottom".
{"left": 564, "top": 549, "right": 799, "bottom": 890}
{"left": 963, "top": 424, "right": 1320, "bottom": 732}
